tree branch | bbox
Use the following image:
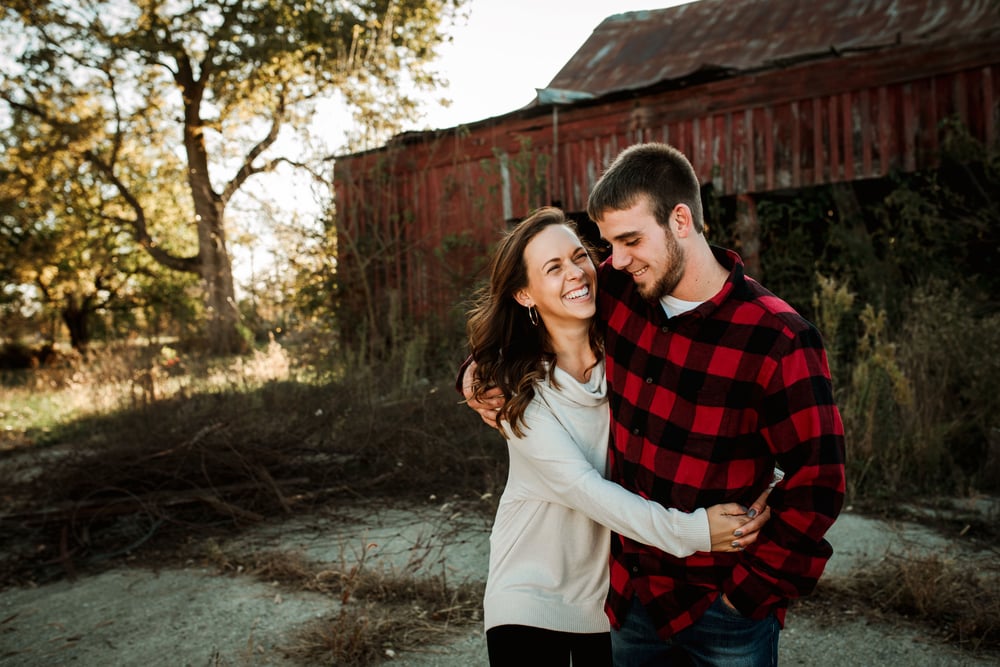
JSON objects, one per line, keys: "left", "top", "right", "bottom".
{"left": 221, "top": 90, "right": 286, "bottom": 203}
{"left": 83, "top": 149, "right": 200, "bottom": 274}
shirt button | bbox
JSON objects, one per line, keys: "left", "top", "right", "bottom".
{"left": 632, "top": 566, "right": 640, "bottom": 573}
{"left": 661, "top": 326, "right": 669, "bottom": 333}
{"left": 632, "top": 428, "right": 640, "bottom": 435}
{"left": 645, "top": 377, "right": 653, "bottom": 384}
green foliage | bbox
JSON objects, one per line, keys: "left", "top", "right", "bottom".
{"left": 1, "top": 0, "right": 468, "bottom": 353}
{"left": 840, "top": 303, "right": 916, "bottom": 496}
{"left": 811, "top": 273, "right": 855, "bottom": 389}
{"left": 750, "top": 126, "right": 1000, "bottom": 500}
{"left": 876, "top": 123, "right": 1000, "bottom": 300}
{"left": 897, "top": 281, "right": 1000, "bottom": 491}
{"left": 811, "top": 273, "right": 1000, "bottom": 501}
{"left": 754, "top": 191, "right": 837, "bottom": 318}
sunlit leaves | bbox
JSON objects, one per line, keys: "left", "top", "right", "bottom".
{"left": 1, "top": 0, "right": 467, "bottom": 350}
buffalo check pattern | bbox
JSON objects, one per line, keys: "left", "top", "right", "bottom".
{"left": 598, "top": 247, "right": 846, "bottom": 638}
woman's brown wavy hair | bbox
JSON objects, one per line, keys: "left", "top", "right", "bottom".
{"left": 466, "top": 207, "right": 602, "bottom": 438}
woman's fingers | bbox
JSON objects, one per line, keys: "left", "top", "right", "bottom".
{"left": 736, "top": 505, "right": 771, "bottom": 535}
{"left": 477, "top": 405, "right": 501, "bottom": 428}
{"left": 747, "top": 486, "right": 773, "bottom": 519}
{"left": 462, "top": 362, "right": 506, "bottom": 429}
{"left": 731, "top": 507, "right": 771, "bottom": 549}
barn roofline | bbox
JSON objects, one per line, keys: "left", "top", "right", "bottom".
{"left": 330, "top": 0, "right": 1000, "bottom": 329}
{"left": 336, "top": 0, "right": 1000, "bottom": 161}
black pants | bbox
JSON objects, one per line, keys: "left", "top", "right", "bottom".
{"left": 486, "top": 624, "right": 612, "bottom": 667}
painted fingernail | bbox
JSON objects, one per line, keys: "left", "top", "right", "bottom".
{"left": 734, "top": 530, "right": 743, "bottom": 537}
{"left": 731, "top": 541, "right": 741, "bottom": 549}
{"left": 747, "top": 509, "right": 758, "bottom": 519}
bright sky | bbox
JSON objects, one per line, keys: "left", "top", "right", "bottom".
{"left": 239, "top": 1, "right": 692, "bottom": 289}
{"left": 411, "top": 0, "right": 690, "bottom": 131}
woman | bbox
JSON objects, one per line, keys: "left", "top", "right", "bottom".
{"left": 465, "top": 207, "right": 770, "bottom": 666}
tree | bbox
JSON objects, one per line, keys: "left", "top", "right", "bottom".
{"left": 1, "top": 82, "right": 202, "bottom": 352}
{"left": 0, "top": 0, "right": 466, "bottom": 354}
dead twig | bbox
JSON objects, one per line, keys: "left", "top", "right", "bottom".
{"left": 0, "top": 477, "right": 310, "bottom": 525}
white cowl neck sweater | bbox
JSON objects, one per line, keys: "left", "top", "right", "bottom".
{"left": 484, "top": 359, "right": 710, "bottom": 634}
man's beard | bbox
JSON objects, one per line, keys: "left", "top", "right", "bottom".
{"left": 639, "top": 229, "right": 684, "bottom": 301}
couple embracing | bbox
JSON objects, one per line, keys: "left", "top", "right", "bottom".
{"left": 459, "top": 143, "right": 846, "bottom": 667}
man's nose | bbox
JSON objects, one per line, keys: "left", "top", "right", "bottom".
{"left": 610, "top": 246, "right": 629, "bottom": 271}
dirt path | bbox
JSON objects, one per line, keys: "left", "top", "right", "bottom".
{"left": 1, "top": 502, "right": 996, "bottom": 666}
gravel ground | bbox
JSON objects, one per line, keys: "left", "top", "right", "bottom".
{"left": 1, "top": 500, "right": 997, "bottom": 666}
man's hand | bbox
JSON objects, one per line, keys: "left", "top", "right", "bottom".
{"left": 461, "top": 360, "right": 505, "bottom": 429}
{"left": 720, "top": 593, "right": 741, "bottom": 614}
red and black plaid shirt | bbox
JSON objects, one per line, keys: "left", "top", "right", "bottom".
{"left": 599, "top": 247, "right": 845, "bottom": 638}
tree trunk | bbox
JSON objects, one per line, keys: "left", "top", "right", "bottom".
{"left": 203, "top": 245, "right": 243, "bottom": 355}
{"left": 62, "top": 293, "right": 92, "bottom": 353}
{"left": 198, "top": 200, "right": 245, "bottom": 355}
{"left": 179, "top": 57, "right": 246, "bottom": 357}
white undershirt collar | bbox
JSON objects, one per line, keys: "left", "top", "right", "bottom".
{"left": 659, "top": 294, "right": 703, "bottom": 319}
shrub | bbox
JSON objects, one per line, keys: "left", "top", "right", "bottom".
{"left": 837, "top": 279, "right": 1000, "bottom": 499}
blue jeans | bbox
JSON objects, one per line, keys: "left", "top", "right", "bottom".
{"left": 611, "top": 595, "right": 779, "bottom": 667}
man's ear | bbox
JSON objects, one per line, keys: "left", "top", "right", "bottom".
{"left": 514, "top": 289, "right": 532, "bottom": 308}
{"left": 672, "top": 204, "right": 694, "bottom": 238}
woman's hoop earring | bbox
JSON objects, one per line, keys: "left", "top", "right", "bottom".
{"left": 528, "top": 305, "right": 539, "bottom": 326}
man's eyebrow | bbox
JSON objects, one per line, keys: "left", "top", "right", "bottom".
{"left": 610, "top": 230, "right": 640, "bottom": 242}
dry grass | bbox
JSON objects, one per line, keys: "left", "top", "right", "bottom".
{"left": 0, "top": 339, "right": 503, "bottom": 588}
{"left": 803, "top": 551, "right": 1000, "bottom": 655}
{"left": 200, "top": 542, "right": 483, "bottom": 666}
{"left": 0, "top": 337, "right": 498, "bottom": 662}
{"left": 3, "top": 336, "right": 1000, "bottom": 663}
{"left": 287, "top": 576, "right": 482, "bottom": 666}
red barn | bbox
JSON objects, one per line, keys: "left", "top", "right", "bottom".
{"left": 333, "top": 0, "right": 1000, "bottom": 338}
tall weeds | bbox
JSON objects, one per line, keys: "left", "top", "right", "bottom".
{"left": 821, "top": 275, "right": 1000, "bottom": 500}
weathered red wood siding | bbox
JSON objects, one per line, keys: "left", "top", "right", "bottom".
{"left": 334, "top": 40, "right": 1000, "bottom": 324}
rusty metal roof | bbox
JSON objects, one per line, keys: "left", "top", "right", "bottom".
{"left": 542, "top": 0, "right": 1000, "bottom": 99}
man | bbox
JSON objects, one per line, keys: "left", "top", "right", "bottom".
{"left": 464, "top": 143, "right": 845, "bottom": 665}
